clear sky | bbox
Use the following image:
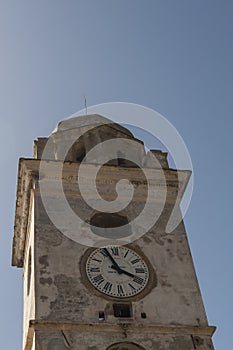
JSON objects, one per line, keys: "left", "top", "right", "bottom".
{"left": 0, "top": 1, "right": 232, "bottom": 348}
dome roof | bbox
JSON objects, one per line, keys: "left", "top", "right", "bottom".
{"left": 52, "top": 114, "right": 133, "bottom": 137}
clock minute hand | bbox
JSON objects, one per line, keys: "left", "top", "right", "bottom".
{"left": 103, "top": 248, "right": 122, "bottom": 273}
{"left": 111, "top": 265, "right": 135, "bottom": 278}
{"left": 117, "top": 267, "right": 135, "bottom": 278}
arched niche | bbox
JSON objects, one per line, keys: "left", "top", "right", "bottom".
{"left": 90, "top": 212, "right": 131, "bottom": 239}
{"left": 106, "top": 342, "right": 146, "bottom": 350}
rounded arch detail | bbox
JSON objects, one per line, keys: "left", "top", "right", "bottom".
{"left": 106, "top": 342, "right": 146, "bottom": 350}
{"left": 90, "top": 212, "right": 131, "bottom": 239}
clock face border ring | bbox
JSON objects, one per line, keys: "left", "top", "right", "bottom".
{"left": 80, "top": 244, "right": 157, "bottom": 302}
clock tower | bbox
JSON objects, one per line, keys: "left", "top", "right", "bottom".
{"left": 12, "top": 114, "right": 215, "bottom": 349}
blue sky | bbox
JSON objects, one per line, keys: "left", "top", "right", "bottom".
{"left": 0, "top": 1, "right": 232, "bottom": 348}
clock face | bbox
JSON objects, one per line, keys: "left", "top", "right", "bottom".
{"left": 85, "top": 246, "right": 149, "bottom": 298}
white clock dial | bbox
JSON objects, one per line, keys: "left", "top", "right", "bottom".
{"left": 86, "top": 246, "right": 149, "bottom": 298}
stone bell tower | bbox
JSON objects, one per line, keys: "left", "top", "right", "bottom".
{"left": 12, "top": 114, "right": 215, "bottom": 350}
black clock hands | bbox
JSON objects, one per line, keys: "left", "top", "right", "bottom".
{"left": 103, "top": 248, "right": 122, "bottom": 273}
{"left": 111, "top": 264, "right": 135, "bottom": 278}
{"left": 103, "top": 248, "right": 136, "bottom": 278}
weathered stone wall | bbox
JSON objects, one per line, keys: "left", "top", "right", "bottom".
{"left": 32, "top": 161, "right": 207, "bottom": 328}
{"left": 33, "top": 329, "right": 214, "bottom": 350}
{"left": 19, "top": 160, "right": 215, "bottom": 349}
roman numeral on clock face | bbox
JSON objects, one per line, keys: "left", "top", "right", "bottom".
{"left": 111, "top": 247, "right": 119, "bottom": 256}
{"left": 117, "top": 285, "right": 124, "bottom": 294}
{"left": 133, "top": 276, "right": 144, "bottom": 285}
{"left": 131, "top": 258, "right": 140, "bottom": 265}
{"left": 128, "top": 283, "right": 136, "bottom": 291}
{"left": 93, "top": 274, "right": 104, "bottom": 284}
{"left": 92, "top": 257, "right": 102, "bottom": 263}
{"left": 90, "top": 267, "right": 100, "bottom": 273}
{"left": 100, "top": 249, "right": 108, "bottom": 257}
{"left": 103, "top": 281, "right": 112, "bottom": 293}
{"left": 135, "top": 268, "right": 146, "bottom": 274}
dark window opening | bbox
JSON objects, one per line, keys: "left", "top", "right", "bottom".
{"left": 76, "top": 154, "right": 85, "bottom": 162}
{"left": 98, "top": 311, "right": 105, "bottom": 321}
{"left": 90, "top": 213, "right": 130, "bottom": 239}
{"left": 91, "top": 212, "right": 128, "bottom": 228}
{"left": 75, "top": 149, "right": 86, "bottom": 163}
{"left": 71, "top": 142, "right": 86, "bottom": 163}
{"left": 113, "top": 303, "right": 132, "bottom": 318}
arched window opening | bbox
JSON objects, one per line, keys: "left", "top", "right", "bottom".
{"left": 72, "top": 143, "right": 86, "bottom": 163}
{"left": 106, "top": 342, "right": 146, "bottom": 350}
{"left": 90, "top": 212, "right": 131, "bottom": 239}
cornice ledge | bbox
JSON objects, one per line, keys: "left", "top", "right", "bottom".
{"left": 12, "top": 159, "right": 35, "bottom": 267}
{"left": 29, "top": 320, "right": 216, "bottom": 336}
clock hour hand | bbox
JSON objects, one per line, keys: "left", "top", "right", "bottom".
{"left": 103, "top": 248, "right": 122, "bottom": 274}
{"left": 111, "top": 265, "right": 135, "bottom": 278}
{"left": 104, "top": 248, "right": 136, "bottom": 278}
